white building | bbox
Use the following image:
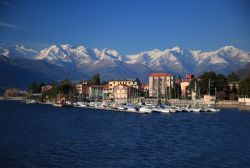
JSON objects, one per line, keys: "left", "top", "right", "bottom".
{"left": 149, "top": 72, "right": 175, "bottom": 98}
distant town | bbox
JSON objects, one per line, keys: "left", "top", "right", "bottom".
{"left": 2, "top": 70, "right": 250, "bottom": 108}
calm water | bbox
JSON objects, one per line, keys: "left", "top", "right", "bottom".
{"left": 0, "top": 101, "right": 250, "bottom": 168}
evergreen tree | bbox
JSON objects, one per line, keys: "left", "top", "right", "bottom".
{"left": 28, "top": 81, "right": 40, "bottom": 93}
{"left": 59, "top": 79, "right": 72, "bottom": 95}
{"left": 135, "top": 77, "right": 141, "bottom": 86}
{"left": 227, "top": 72, "right": 238, "bottom": 82}
{"left": 91, "top": 73, "right": 101, "bottom": 85}
{"left": 238, "top": 75, "right": 250, "bottom": 97}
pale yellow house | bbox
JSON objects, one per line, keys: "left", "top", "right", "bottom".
{"left": 108, "top": 80, "right": 139, "bottom": 93}
{"left": 113, "top": 84, "right": 138, "bottom": 103}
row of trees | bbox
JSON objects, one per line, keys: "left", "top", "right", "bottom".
{"left": 187, "top": 71, "right": 249, "bottom": 100}
{"left": 28, "top": 73, "right": 102, "bottom": 102}
{"left": 238, "top": 76, "right": 250, "bottom": 97}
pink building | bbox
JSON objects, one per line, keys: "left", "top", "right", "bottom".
{"left": 180, "top": 80, "right": 190, "bottom": 96}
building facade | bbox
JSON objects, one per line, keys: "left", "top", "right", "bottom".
{"left": 180, "top": 80, "right": 190, "bottom": 97}
{"left": 113, "top": 84, "right": 138, "bottom": 103}
{"left": 41, "top": 85, "right": 52, "bottom": 93}
{"left": 89, "top": 85, "right": 104, "bottom": 101}
{"left": 108, "top": 79, "right": 139, "bottom": 99}
{"left": 149, "top": 72, "right": 175, "bottom": 98}
{"left": 108, "top": 80, "right": 139, "bottom": 92}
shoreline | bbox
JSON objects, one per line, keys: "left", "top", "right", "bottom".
{"left": 0, "top": 97, "right": 25, "bottom": 101}
{"left": 1, "top": 97, "right": 250, "bottom": 110}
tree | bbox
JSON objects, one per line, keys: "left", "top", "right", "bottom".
{"left": 59, "top": 79, "right": 72, "bottom": 95}
{"left": 227, "top": 72, "right": 238, "bottom": 82}
{"left": 216, "top": 74, "right": 229, "bottom": 93}
{"left": 188, "top": 78, "right": 197, "bottom": 92}
{"left": 238, "top": 75, "right": 250, "bottom": 97}
{"left": 101, "top": 81, "right": 108, "bottom": 85}
{"left": 231, "top": 84, "right": 237, "bottom": 94}
{"left": 28, "top": 81, "right": 40, "bottom": 93}
{"left": 135, "top": 77, "right": 141, "bottom": 86}
{"left": 91, "top": 73, "right": 101, "bottom": 85}
{"left": 197, "top": 71, "right": 229, "bottom": 97}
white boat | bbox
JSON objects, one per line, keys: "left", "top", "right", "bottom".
{"left": 191, "top": 108, "right": 201, "bottom": 112}
{"left": 175, "top": 106, "right": 183, "bottom": 112}
{"left": 118, "top": 106, "right": 127, "bottom": 110}
{"left": 207, "top": 104, "right": 220, "bottom": 112}
{"left": 138, "top": 106, "right": 152, "bottom": 114}
{"left": 159, "top": 108, "right": 170, "bottom": 113}
{"left": 208, "top": 107, "right": 220, "bottom": 112}
{"left": 77, "top": 102, "right": 88, "bottom": 107}
{"left": 163, "top": 105, "right": 176, "bottom": 113}
{"left": 127, "top": 107, "right": 137, "bottom": 112}
{"left": 201, "top": 106, "right": 209, "bottom": 112}
{"left": 26, "top": 99, "right": 37, "bottom": 104}
{"left": 53, "top": 103, "right": 62, "bottom": 107}
{"left": 151, "top": 106, "right": 162, "bottom": 113}
{"left": 184, "top": 108, "right": 191, "bottom": 112}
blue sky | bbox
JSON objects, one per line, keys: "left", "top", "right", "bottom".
{"left": 0, "top": 0, "right": 249, "bottom": 54}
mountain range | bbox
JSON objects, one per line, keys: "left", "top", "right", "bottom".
{"left": 0, "top": 44, "right": 250, "bottom": 89}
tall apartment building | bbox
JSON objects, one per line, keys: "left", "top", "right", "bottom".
{"left": 149, "top": 72, "right": 175, "bottom": 98}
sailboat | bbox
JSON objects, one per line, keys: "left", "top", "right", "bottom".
{"left": 206, "top": 79, "right": 220, "bottom": 112}
{"left": 190, "top": 80, "right": 202, "bottom": 112}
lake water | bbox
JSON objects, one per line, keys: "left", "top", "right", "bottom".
{"left": 0, "top": 101, "right": 250, "bottom": 168}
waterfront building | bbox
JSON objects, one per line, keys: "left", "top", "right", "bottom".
{"left": 141, "top": 83, "right": 149, "bottom": 92}
{"left": 4, "top": 88, "right": 28, "bottom": 97}
{"left": 75, "top": 84, "right": 85, "bottom": 94}
{"left": 41, "top": 85, "right": 52, "bottom": 93}
{"left": 89, "top": 85, "right": 104, "bottom": 101}
{"left": 185, "top": 73, "right": 194, "bottom": 82}
{"left": 149, "top": 72, "right": 175, "bottom": 98}
{"left": 180, "top": 73, "right": 194, "bottom": 98}
{"left": 180, "top": 80, "right": 190, "bottom": 97}
{"left": 113, "top": 84, "right": 138, "bottom": 103}
{"left": 108, "top": 80, "right": 139, "bottom": 93}
{"left": 228, "top": 81, "right": 239, "bottom": 91}
{"left": 203, "top": 95, "right": 216, "bottom": 103}
{"left": 103, "top": 84, "right": 110, "bottom": 100}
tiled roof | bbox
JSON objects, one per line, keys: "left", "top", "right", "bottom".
{"left": 103, "top": 84, "right": 109, "bottom": 90}
{"left": 149, "top": 72, "right": 173, "bottom": 77}
{"left": 90, "top": 85, "right": 104, "bottom": 88}
{"left": 114, "top": 84, "right": 129, "bottom": 88}
{"left": 109, "top": 79, "right": 135, "bottom": 82}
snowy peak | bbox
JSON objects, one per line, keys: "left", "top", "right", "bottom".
{"left": 35, "top": 44, "right": 127, "bottom": 67}
{"left": 220, "top": 45, "right": 238, "bottom": 51}
{"left": 0, "top": 44, "right": 38, "bottom": 58}
{"left": 36, "top": 44, "right": 71, "bottom": 66}
{"left": 1, "top": 44, "right": 250, "bottom": 78}
{"left": 168, "top": 46, "right": 182, "bottom": 52}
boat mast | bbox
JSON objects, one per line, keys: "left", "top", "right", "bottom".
{"left": 208, "top": 78, "right": 211, "bottom": 96}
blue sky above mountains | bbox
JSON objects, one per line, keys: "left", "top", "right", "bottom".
{"left": 0, "top": 0, "right": 249, "bottom": 54}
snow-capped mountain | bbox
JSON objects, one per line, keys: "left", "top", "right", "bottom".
{"left": 127, "top": 45, "right": 250, "bottom": 75}
{"left": 35, "top": 44, "right": 126, "bottom": 67}
{"left": 0, "top": 44, "right": 38, "bottom": 58}
{"left": 127, "top": 46, "right": 197, "bottom": 74}
{"left": 191, "top": 45, "right": 250, "bottom": 74}
{"left": 1, "top": 44, "right": 250, "bottom": 83}
{"left": 35, "top": 44, "right": 138, "bottom": 80}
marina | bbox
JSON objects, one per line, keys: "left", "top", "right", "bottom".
{"left": 25, "top": 99, "right": 220, "bottom": 114}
